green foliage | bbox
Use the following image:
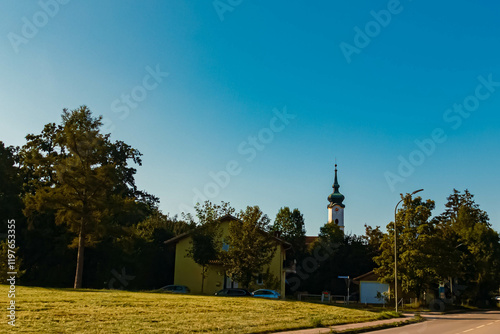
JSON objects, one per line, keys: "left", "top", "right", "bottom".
{"left": 0, "top": 142, "right": 23, "bottom": 221}
{"left": 374, "top": 193, "right": 437, "bottom": 298}
{"left": 300, "top": 227, "right": 375, "bottom": 295}
{"left": 318, "top": 221, "right": 344, "bottom": 245}
{"left": 271, "top": 207, "right": 306, "bottom": 255}
{"left": 185, "top": 201, "right": 230, "bottom": 293}
{"left": 433, "top": 189, "right": 500, "bottom": 303}
{"left": 375, "top": 291, "right": 390, "bottom": 305}
{"left": 188, "top": 228, "right": 220, "bottom": 293}
{"left": 222, "top": 206, "right": 277, "bottom": 289}
{"left": 136, "top": 211, "right": 193, "bottom": 243}
{"left": 107, "top": 210, "right": 191, "bottom": 290}
{"left": 372, "top": 189, "right": 500, "bottom": 304}
{"left": 20, "top": 106, "right": 157, "bottom": 288}
{"left": 310, "top": 317, "right": 323, "bottom": 328}
{"left": 184, "top": 200, "right": 235, "bottom": 226}
{"left": 363, "top": 224, "right": 384, "bottom": 258}
{"left": 189, "top": 229, "right": 220, "bottom": 268}
{"left": 17, "top": 212, "right": 76, "bottom": 287}
{"left": 0, "top": 240, "right": 25, "bottom": 281}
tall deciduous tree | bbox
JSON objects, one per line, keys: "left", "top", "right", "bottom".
{"left": 222, "top": 206, "right": 277, "bottom": 289}
{"left": 271, "top": 207, "right": 306, "bottom": 255}
{"left": 434, "top": 189, "right": 500, "bottom": 303}
{"left": 363, "top": 224, "right": 384, "bottom": 258}
{"left": 300, "top": 223, "right": 374, "bottom": 296}
{"left": 185, "top": 201, "right": 232, "bottom": 293}
{"left": 374, "top": 194, "right": 437, "bottom": 300}
{"left": 0, "top": 142, "right": 23, "bottom": 220}
{"left": 21, "top": 106, "right": 154, "bottom": 288}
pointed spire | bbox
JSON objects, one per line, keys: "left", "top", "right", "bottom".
{"left": 328, "top": 163, "right": 345, "bottom": 208}
{"left": 333, "top": 164, "right": 340, "bottom": 192}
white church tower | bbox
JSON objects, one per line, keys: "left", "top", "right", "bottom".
{"left": 327, "top": 164, "right": 345, "bottom": 231}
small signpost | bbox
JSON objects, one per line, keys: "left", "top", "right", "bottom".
{"left": 321, "top": 291, "right": 331, "bottom": 302}
{"left": 338, "top": 276, "right": 351, "bottom": 304}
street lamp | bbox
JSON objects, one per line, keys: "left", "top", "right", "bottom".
{"left": 394, "top": 188, "right": 423, "bottom": 313}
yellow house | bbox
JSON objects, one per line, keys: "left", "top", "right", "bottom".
{"left": 165, "top": 215, "right": 291, "bottom": 296}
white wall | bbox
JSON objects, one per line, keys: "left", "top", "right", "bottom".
{"left": 328, "top": 205, "right": 344, "bottom": 230}
{"left": 360, "top": 281, "right": 389, "bottom": 304}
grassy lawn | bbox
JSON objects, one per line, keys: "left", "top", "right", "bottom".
{"left": 0, "top": 285, "right": 398, "bottom": 333}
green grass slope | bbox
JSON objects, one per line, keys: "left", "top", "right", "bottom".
{"left": 0, "top": 285, "right": 396, "bottom": 333}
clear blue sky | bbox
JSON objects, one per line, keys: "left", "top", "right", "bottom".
{"left": 1, "top": 0, "right": 499, "bottom": 236}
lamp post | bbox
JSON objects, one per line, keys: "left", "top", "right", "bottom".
{"left": 394, "top": 188, "right": 423, "bottom": 313}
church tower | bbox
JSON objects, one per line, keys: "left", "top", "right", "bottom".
{"left": 327, "top": 164, "right": 345, "bottom": 231}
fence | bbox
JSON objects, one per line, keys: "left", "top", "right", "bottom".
{"left": 297, "top": 293, "right": 346, "bottom": 304}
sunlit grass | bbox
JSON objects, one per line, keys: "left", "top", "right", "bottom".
{"left": 0, "top": 285, "right": 396, "bottom": 333}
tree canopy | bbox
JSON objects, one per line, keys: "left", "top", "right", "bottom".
{"left": 222, "top": 206, "right": 278, "bottom": 290}
{"left": 371, "top": 190, "right": 500, "bottom": 305}
{"left": 271, "top": 207, "right": 306, "bottom": 255}
{"left": 185, "top": 201, "right": 230, "bottom": 293}
{"left": 20, "top": 106, "right": 157, "bottom": 288}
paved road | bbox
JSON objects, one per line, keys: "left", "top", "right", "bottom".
{"left": 370, "top": 311, "right": 500, "bottom": 334}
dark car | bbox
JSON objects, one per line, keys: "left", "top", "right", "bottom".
{"left": 159, "top": 285, "right": 190, "bottom": 293}
{"left": 252, "top": 289, "right": 281, "bottom": 299}
{"left": 215, "top": 288, "right": 252, "bottom": 297}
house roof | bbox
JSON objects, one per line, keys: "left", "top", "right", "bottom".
{"left": 305, "top": 236, "right": 318, "bottom": 247}
{"left": 352, "top": 270, "right": 379, "bottom": 283}
{"left": 164, "top": 214, "right": 292, "bottom": 248}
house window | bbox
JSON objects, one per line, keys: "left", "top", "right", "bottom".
{"left": 256, "top": 273, "right": 263, "bottom": 285}
{"left": 335, "top": 219, "right": 339, "bottom": 224}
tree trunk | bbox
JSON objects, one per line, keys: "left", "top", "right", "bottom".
{"left": 74, "top": 222, "right": 85, "bottom": 289}
{"left": 201, "top": 265, "right": 205, "bottom": 294}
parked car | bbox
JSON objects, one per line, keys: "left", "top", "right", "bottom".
{"left": 252, "top": 289, "right": 281, "bottom": 299}
{"left": 159, "top": 285, "right": 190, "bottom": 293}
{"left": 215, "top": 288, "right": 252, "bottom": 297}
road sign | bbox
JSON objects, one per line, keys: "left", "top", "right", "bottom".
{"left": 338, "top": 276, "right": 351, "bottom": 303}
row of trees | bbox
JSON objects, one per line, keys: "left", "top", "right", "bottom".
{"left": 0, "top": 107, "right": 191, "bottom": 288}
{"left": 369, "top": 190, "right": 500, "bottom": 305}
{"left": 186, "top": 201, "right": 281, "bottom": 292}
{"left": 1, "top": 106, "right": 499, "bottom": 305}
{"left": 279, "top": 189, "right": 499, "bottom": 305}
{"left": 0, "top": 106, "right": 308, "bottom": 291}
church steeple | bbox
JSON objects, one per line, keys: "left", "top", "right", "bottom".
{"left": 328, "top": 164, "right": 345, "bottom": 208}
{"left": 327, "top": 164, "right": 345, "bottom": 231}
